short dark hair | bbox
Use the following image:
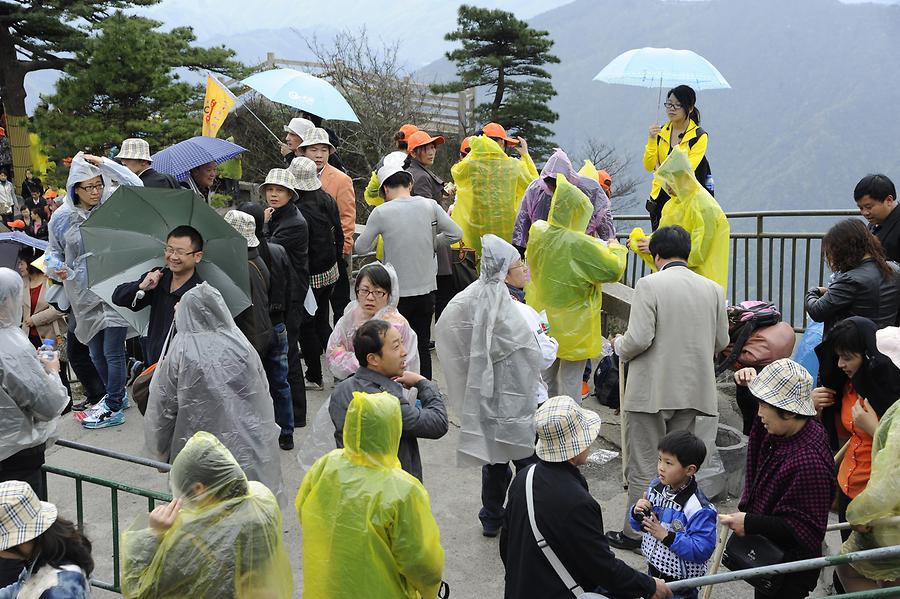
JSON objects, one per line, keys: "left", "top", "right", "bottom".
{"left": 381, "top": 170, "right": 413, "bottom": 191}
{"left": 33, "top": 517, "right": 94, "bottom": 576}
{"left": 854, "top": 174, "right": 895, "bottom": 203}
{"left": 658, "top": 430, "right": 706, "bottom": 470}
{"left": 825, "top": 318, "right": 867, "bottom": 356}
{"left": 353, "top": 319, "right": 391, "bottom": 366}
{"left": 355, "top": 263, "right": 392, "bottom": 297}
{"left": 167, "top": 225, "right": 204, "bottom": 252}
{"left": 648, "top": 225, "right": 691, "bottom": 260}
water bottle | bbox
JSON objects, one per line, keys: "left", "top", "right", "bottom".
{"left": 38, "top": 338, "right": 57, "bottom": 363}
{"left": 704, "top": 173, "right": 715, "bottom": 195}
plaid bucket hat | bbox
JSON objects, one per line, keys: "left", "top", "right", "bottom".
{"left": 0, "top": 481, "right": 58, "bottom": 551}
{"left": 288, "top": 156, "right": 322, "bottom": 192}
{"left": 224, "top": 210, "right": 259, "bottom": 248}
{"left": 534, "top": 396, "right": 602, "bottom": 462}
{"left": 116, "top": 138, "right": 152, "bottom": 162}
{"left": 261, "top": 168, "right": 299, "bottom": 202}
{"left": 748, "top": 358, "right": 816, "bottom": 416}
{"left": 298, "top": 127, "right": 335, "bottom": 153}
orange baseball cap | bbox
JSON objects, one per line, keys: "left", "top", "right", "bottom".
{"left": 6, "top": 220, "right": 25, "bottom": 230}
{"left": 43, "top": 189, "right": 58, "bottom": 200}
{"left": 406, "top": 130, "right": 445, "bottom": 154}
{"left": 481, "top": 122, "right": 517, "bottom": 145}
{"left": 398, "top": 124, "right": 419, "bottom": 140}
{"left": 459, "top": 137, "right": 471, "bottom": 156}
{"left": 597, "top": 169, "right": 612, "bottom": 195}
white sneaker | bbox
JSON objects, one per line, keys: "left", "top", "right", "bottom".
{"left": 73, "top": 399, "right": 108, "bottom": 423}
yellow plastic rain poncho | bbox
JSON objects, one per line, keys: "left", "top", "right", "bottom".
{"left": 842, "top": 401, "right": 900, "bottom": 581}
{"left": 628, "top": 147, "right": 730, "bottom": 292}
{"left": 120, "top": 432, "right": 292, "bottom": 599}
{"left": 524, "top": 175, "right": 627, "bottom": 361}
{"left": 297, "top": 391, "right": 445, "bottom": 599}
{"left": 577, "top": 159, "right": 599, "bottom": 181}
{"left": 450, "top": 135, "right": 533, "bottom": 256}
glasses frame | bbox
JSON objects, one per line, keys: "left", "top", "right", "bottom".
{"left": 356, "top": 287, "right": 388, "bottom": 300}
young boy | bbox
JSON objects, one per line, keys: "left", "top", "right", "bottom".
{"left": 629, "top": 430, "right": 717, "bottom": 599}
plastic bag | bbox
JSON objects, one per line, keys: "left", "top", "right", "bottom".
{"left": 794, "top": 321, "right": 824, "bottom": 383}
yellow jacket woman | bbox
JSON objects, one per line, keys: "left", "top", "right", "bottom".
{"left": 297, "top": 391, "right": 445, "bottom": 599}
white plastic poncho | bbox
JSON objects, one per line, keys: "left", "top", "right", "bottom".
{"left": 46, "top": 152, "right": 143, "bottom": 343}
{"left": 325, "top": 261, "right": 419, "bottom": 380}
{"left": 145, "top": 283, "right": 284, "bottom": 503}
{"left": 0, "top": 268, "right": 68, "bottom": 462}
{"left": 434, "top": 234, "right": 544, "bottom": 465}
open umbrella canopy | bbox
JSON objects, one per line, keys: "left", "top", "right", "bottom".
{"left": 0, "top": 231, "right": 47, "bottom": 269}
{"left": 80, "top": 187, "right": 250, "bottom": 335}
{"left": 151, "top": 136, "right": 246, "bottom": 182}
{"left": 594, "top": 47, "right": 731, "bottom": 90}
{"left": 241, "top": 68, "right": 360, "bottom": 123}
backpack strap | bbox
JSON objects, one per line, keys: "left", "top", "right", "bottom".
{"left": 525, "top": 465, "right": 585, "bottom": 597}
{"left": 688, "top": 127, "right": 707, "bottom": 149}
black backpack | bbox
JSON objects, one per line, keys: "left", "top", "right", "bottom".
{"left": 592, "top": 354, "right": 621, "bottom": 410}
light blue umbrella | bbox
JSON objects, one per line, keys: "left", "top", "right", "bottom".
{"left": 241, "top": 68, "right": 360, "bottom": 123}
{"left": 151, "top": 136, "right": 247, "bottom": 182}
{"left": 593, "top": 47, "right": 731, "bottom": 90}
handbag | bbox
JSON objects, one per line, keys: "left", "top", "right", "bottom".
{"left": 449, "top": 246, "right": 477, "bottom": 293}
{"left": 721, "top": 533, "right": 785, "bottom": 596}
{"left": 132, "top": 321, "right": 175, "bottom": 415}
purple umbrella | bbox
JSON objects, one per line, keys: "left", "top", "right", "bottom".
{"left": 151, "top": 136, "right": 246, "bottom": 182}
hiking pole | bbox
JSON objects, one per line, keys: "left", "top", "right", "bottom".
{"left": 618, "top": 352, "right": 628, "bottom": 489}
{"left": 701, "top": 523, "right": 730, "bottom": 599}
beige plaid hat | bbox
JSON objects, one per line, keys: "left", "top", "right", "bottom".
{"left": 288, "top": 156, "right": 322, "bottom": 191}
{"left": 116, "top": 138, "right": 152, "bottom": 162}
{"left": 284, "top": 117, "right": 315, "bottom": 140}
{"left": 261, "top": 168, "right": 299, "bottom": 202}
{"left": 748, "top": 358, "right": 816, "bottom": 416}
{"left": 299, "top": 127, "right": 336, "bottom": 153}
{"left": 534, "top": 396, "right": 602, "bottom": 462}
{"left": 0, "top": 481, "right": 58, "bottom": 551}
{"left": 224, "top": 210, "right": 259, "bottom": 248}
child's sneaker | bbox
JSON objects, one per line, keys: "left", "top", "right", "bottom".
{"left": 81, "top": 405, "right": 125, "bottom": 429}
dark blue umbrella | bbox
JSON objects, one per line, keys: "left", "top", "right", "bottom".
{"left": 0, "top": 231, "right": 48, "bottom": 269}
{"left": 151, "top": 136, "right": 247, "bottom": 182}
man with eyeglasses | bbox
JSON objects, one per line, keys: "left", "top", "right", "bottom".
{"left": 112, "top": 226, "right": 204, "bottom": 365}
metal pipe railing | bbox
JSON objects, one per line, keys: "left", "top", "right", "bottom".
{"left": 54, "top": 438, "right": 171, "bottom": 472}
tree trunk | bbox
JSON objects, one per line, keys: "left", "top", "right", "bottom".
{"left": 491, "top": 65, "right": 505, "bottom": 117}
{"left": 0, "top": 25, "right": 33, "bottom": 181}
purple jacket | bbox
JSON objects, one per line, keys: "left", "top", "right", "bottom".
{"left": 739, "top": 417, "right": 835, "bottom": 556}
{"left": 511, "top": 149, "right": 615, "bottom": 248}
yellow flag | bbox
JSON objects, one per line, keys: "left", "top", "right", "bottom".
{"left": 202, "top": 74, "right": 236, "bottom": 137}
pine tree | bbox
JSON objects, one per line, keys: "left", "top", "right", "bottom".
{"left": 31, "top": 12, "right": 242, "bottom": 174}
{"left": 434, "top": 5, "right": 560, "bottom": 158}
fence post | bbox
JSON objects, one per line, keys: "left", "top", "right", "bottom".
{"left": 756, "top": 214, "right": 764, "bottom": 299}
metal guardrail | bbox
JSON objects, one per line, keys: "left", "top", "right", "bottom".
{"left": 42, "top": 439, "right": 172, "bottom": 593}
{"left": 613, "top": 209, "right": 861, "bottom": 330}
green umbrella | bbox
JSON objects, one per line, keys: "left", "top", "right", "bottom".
{"left": 81, "top": 186, "right": 250, "bottom": 335}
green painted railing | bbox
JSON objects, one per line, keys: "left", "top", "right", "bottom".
{"left": 41, "top": 439, "right": 172, "bottom": 594}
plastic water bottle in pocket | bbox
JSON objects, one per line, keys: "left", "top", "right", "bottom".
{"left": 38, "top": 338, "right": 58, "bottom": 364}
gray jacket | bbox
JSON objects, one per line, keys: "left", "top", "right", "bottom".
{"left": 328, "top": 367, "right": 449, "bottom": 481}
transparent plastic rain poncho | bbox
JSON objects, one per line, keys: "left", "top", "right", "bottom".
{"left": 121, "top": 432, "right": 292, "bottom": 598}
{"left": 842, "top": 401, "right": 900, "bottom": 581}
{"left": 145, "top": 283, "right": 284, "bottom": 502}
{"left": 524, "top": 175, "right": 628, "bottom": 361}
{"left": 450, "top": 135, "right": 533, "bottom": 256}
{"left": 46, "top": 152, "right": 143, "bottom": 343}
{"left": 325, "top": 262, "right": 419, "bottom": 380}
{"left": 0, "top": 268, "right": 68, "bottom": 462}
{"left": 628, "top": 147, "right": 730, "bottom": 292}
{"left": 296, "top": 392, "right": 445, "bottom": 599}
{"left": 435, "top": 234, "right": 543, "bottom": 465}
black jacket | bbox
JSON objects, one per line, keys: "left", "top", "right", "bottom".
{"left": 500, "top": 461, "right": 656, "bottom": 599}
{"left": 266, "top": 202, "right": 309, "bottom": 304}
{"left": 112, "top": 268, "right": 202, "bottom": 364}
{"left": 815, "top": 316, "right": 900, "bottom": 448}
{"left": 265, "top": 241, "right": 293, "bottom": 325}
{"left": 806, "top": 259, "right": 900, "bottom": 333}
{"left": 234, "top": 247, "right": 274, "bottom": 358}
{"left": 871, "top": 206, "right": 900, "bottom": 263}
{"left": 139, "top": 168, "right": 181, "bottom": 189}
{"left": 295, "top": 189, "right": 343, "bottom": 277}
{"left": 21, "top": 177, "right": 42, "bottom": 199}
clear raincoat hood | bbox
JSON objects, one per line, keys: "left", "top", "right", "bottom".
{"left": 296, "top": 392, "right": 444, "bottom": 599}
{"left": 121, "top": 432, "right": 292, "bottom": 598}
{"left": 0, "top": 268, "right": 68, "bottom": 462}
{"left": 435, "top": 235, "right": 542, "bottom": 464}
{"left": 145, "top": 283, "right": 284, "bottom": 503}
{"left": 629, "top": 147, "right": 730, "bottom": 291}
{"left": 450, "top": 135, "right": 532, "bottom": 255}
{"left": 524, "top": 175, "right": 627, "bottom": 360}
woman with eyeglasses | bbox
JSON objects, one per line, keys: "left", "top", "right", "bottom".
{"left": 46, "top": 152, "right": 142, "bottom": 430}
{"left": 326, "top": 262, "right": 419, "bottom": 382}
{"left": 643, "top": 85, "right": 712, "bottom": 230}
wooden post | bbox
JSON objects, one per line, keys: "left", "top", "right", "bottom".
{"left": 701, "top": 524, "right": 730, "bottom": 599}
{"left": 6, "top": 115, "right": 32, "bottom": 183}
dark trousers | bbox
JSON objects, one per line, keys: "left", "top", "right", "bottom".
{"left": 434, "top": 274, "right": 454, "bottom": 323}
{"left": 330, "top": 256, "right": 351, "bottom": 326}
{"left": 264, "top": 322, "right": 293, "bottom": 437}
{"left": 66, "top": 315, "right": 106, "bottom": 404}
{"left": 286, "top": 309, "right": 307, "bottom": 426}
{"left": 648, "top": 565, "right": 699, "bottom": 599}
{"left": 0, "top": 451, "right": 46, "bottom": 586}
{"left": 736, "top": 384, "right": 759, "bottom": 436}
{"left": 299, "top": 283, "right": 334, "bottom": 385}
{"left": 480, "top": 455, "right": 538, "bottom": 529}
{"left": 397, "top": 291, "right": 435, "bottom": 380}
